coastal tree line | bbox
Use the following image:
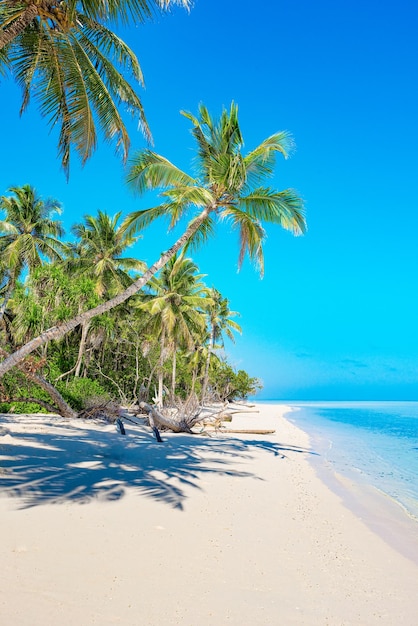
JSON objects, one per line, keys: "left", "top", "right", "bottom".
{"left": 0, "top": 1, "right": 307, "bottom": 425}
{"left": 0, "top": 183, "right": 263, "bottom": 415}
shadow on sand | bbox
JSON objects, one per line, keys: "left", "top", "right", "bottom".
{"left": 0, "top": 415, "right": 316, "bottom": 510}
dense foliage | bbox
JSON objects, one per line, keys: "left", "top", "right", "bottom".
{"left": 0, "top": 185, "right": 260, "bottom": 413}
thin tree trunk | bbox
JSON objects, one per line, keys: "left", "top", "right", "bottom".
{"left": 157, "top": 328, "right": 166, "bottom": 408}
{"left": 0, "top": 207, "right": 212, "bottom": 378}
{"left": 74, "top": 320, "right": 90, "bottom": 377}
{"left": 191, "top": 366, "right": 198, "bottom": 394}
{"left": 0, "top": 4, "right": 39, "bottom": 50}
{"left": 201, "top": 324, "right": 215, "bottom": 403}
{"left": 0, "top": 347, "right": 77, "bottom": 418}
{"left": 171, "top": 346, "right": 177, "bottom": 400}
{"left": 0, "top": 273, "right": 16, "bottom": 322}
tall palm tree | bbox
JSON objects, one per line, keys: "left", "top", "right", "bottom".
{"left": 70, "top": 210, "right": 145, "bottom": 297}
{"left": 0, "top": 102, "right": 306, "bottom": 378}
{"left": 65, "top": 209, "right": 145, "bottom": 376}
{"left": 0, "top": 184, "right": 67, "bottom": 320}
{"left": 201, "top": 289, "right": 241, "bottom": 403}
{"left": 0, "top": 0, "right": 190, "bottom": 174}
{"left": 140, "top": 254, "right": 210, "bottom": 405}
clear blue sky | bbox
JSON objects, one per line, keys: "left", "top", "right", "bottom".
{"left": 1, "top": 0, "right": 418, "bottom": 400}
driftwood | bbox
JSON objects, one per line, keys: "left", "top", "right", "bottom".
{"left": 218, "top": 429, "right": 275, "bottom": 435}
{"left": 139, "top": 401, "right": 193, "bottom": 435}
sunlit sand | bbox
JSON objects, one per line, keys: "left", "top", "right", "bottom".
{"left": 1, "top": 404, "right": 417, "bottom": 625}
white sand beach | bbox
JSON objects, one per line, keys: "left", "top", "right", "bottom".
{"left": 1, "top": 403, "right": 418, "bottom": 625}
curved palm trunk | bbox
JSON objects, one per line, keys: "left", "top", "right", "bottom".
{"left": 0, "top": 4, "right": 39, "bottom": 50}
{"left": 0, "top": 207, "right": 212, "bottom": 378}
{"left": 0, "top": 347, "right": 77, "bottom": 418}
{"left": 27, "top": 372, "right": 77, "bottom": 418}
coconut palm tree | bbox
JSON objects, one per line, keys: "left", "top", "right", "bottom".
{"left": 70, "top": 210, "right": 145, "bottom": 298}
{"left": 0, "top": 184, "right": 67, "bottom": 321}
{"left": 0, "top": 0, "right": 190, "bottom": 174}
{"left": 0, "top": 102, "right": 306, "bottom": 378}
{"left": 64, "top": 210, "right": 145, "bottom": 376}
{"left": 0, "top": 0, "right": 190, "bottom": 49}
{"left": 140, "top": 254, "right": 210, "bottom": 405}
{"left": 200, "top": 289, "right": 241, "bottom": 403}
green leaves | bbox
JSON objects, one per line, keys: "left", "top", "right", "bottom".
{"left": 128, "top": 102, "right": 306, "bottom": 277}
{"left": 10, "top": 14, "right": 149, "bottom": 176}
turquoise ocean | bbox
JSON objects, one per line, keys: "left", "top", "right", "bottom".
{"left": 267, "top": 401, "right": 418, "bottom": 522}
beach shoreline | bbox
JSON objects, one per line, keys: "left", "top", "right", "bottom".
{"left": 1, "top": 403, "right": 418, "bottom": 625}
{"left": 281, "top": 403, "right": 418, "bottom": 566}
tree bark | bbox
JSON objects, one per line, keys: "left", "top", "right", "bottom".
{"left": 157, "top": 328, "right": 166, "bottom": 407}
{"left": 201, "top": 325, "right": 215, "bottom": 403}
{"left": 139, "top": 401, "right": 192, "bottom": 433}
{"left": 74, "top": 320, "right": 90, "bottom": 377}
{"left": 0, "top": 207, "right": 212, "bottom": 378}
{"left": 0, "top": 272, "right": 16, "bottom": 322}
{"left": 171, "top": 345, "right": 177, "bottom": 400}
{"left": 0, "top": 4, "right": 39, "bottom": 50}
{"left": 0, "top": 347, "right": 77, "bottom": 418}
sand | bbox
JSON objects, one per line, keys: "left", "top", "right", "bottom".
{"left": 1, "top": 403, "right": 417, "bottom": 625}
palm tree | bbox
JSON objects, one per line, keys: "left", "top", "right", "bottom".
{"left": 0, "top": 102, "right": 306, "bottom": 378}
{"left": 70, "top": 210, "right": 145, "bottom": 297}
{"left": 0, "top": 0, "right": 190, "bottom": 174}
{"left": 201, "top": 289, "right": 241, "bottom": 403}
{"left": 65, "top": 209, "right": 145, "bottom": 376}
{"left": 0, "top": 184, "right": 67, "bottom": 321}
{"left": 140, "top": 254, "right": 210, "bottom": 405}
{"left": 0, "top": 0, "right": 190, "bottom": 49}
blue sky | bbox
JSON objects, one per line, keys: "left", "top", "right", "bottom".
{"left": 1, "top": 0, "right": 418, "bottom": 399}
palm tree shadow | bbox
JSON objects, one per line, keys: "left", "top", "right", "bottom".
{"left": 0, "top": 415, "right": 316, "bottom": 510}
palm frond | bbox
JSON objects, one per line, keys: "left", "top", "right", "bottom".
{"left": 122, "top": 203, "right": 176, "bottom": 237}
{"left": 223, "top": 206, "right": 266, "bottom": 275}
{"left": 127, "top": 150, "right": 195, "bottom": 194}
{"left": 183, "top": 215, "right": 216, "bottom": 254}
{"left": 237, "top": 187, "right": 306, "bottom": 235}
{"left": 243, "top": 131, "right": 295, "bottom": 187}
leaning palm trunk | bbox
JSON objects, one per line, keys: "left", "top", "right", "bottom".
{"left": 0, "top": 207, "right": 212, "bottom": 378}
{"left": 0, "top": 347, "right": 77, "bottom": 418}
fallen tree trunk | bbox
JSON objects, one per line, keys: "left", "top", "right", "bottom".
{"left": 139, "top": 401, "right": 193, "bottom": 434}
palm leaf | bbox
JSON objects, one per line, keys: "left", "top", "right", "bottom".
{"left": 238, "top": 187, "right": 306, "bottom": 235}
{"left": 127, "top": 150, "right": 196, "bottom": 193}
{"left": 223, "top": 206, "right": 266, "bottom": 275}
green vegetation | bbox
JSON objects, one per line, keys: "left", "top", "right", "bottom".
{"left": 0, "top": 0, "right": 190, "bottom": 174}
{"left": 0, "top": 103, "right": 305, "bottom": 423}
{"left": 0, "top": 103, "right": 305, "bottom": 385}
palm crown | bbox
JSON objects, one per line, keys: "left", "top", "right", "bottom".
{"left": 126, "top": 102, "right": 306, "bottom": 276}
{"left": 0, "top": 0, "right": 190, "bottom": 174}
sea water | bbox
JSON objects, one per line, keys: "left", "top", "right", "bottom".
{"left": 271, "top": 401, "right": 418, "bottom": 521}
